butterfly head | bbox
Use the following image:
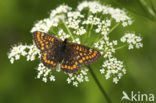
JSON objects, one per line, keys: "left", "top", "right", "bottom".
{"left": 61, "top": 38, "right": 68, "bottom": 52}
{"left": 64, "top": 38, "right": 68, "bottom": 43}
{"left": 62, "top": 38, "right": 68, "bottom": 47}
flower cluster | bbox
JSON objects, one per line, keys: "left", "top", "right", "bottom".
{"left": 66, "top": 68, "right": 89, "bottom": 87}
{"left": 100, "top": 57, "right": 126, "bottom": 84}
{"left": 121, "top": 33, "right": 143, "bottom": 50}
{"left": 31, "top": 5, "right": 72, "bottom": 33}
{"left": 58, "top": 29, "right": 70, "bottom": 40}
{"left": 77, "top": 1, "right": 132, "bottom": 26}
{"left": 37, "top": 63, "right": 56, "bottom": 83}
{"left": 8, "top": 1, "right": 143, "bottom": 86}
{"left": 95, "top": 19, "right": 111, "bottom": 35}
{"left": 8, "top": 44, "right": 40, "bottom": 64}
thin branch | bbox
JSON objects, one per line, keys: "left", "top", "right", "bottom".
{"left": 83, "top": 9, "right": 91, "bottom": 45}
{"left": 108, "top": 22, "right": 120, "bottom": 35}
{"left": 115, "top": 44, "right": 127, "bottom": 50}
{"left": 139, "top": 0, "right": 156, "bottom": 21}
{"left": 96, "top": 23, "right": 120, "bottom": 43}
{"left": 112, "top": 0, "right": 156, "bottom": 21}
{"left": 149, "top": 0, "right": 156, "bottom": 14}
{"left": 88, "top": 24, "right": 93, "bottom": 39}
{"left": 87, "top": 65, "right": 112, "bottom": 103}
{"left": 62, "top": 19, "right": 75, "bottom": 40}
{"left": 88, "top": 13, "right": 97, "bottom": 40}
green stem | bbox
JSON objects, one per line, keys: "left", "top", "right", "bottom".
{"left": 115, "top": 44, "right": 127, "bottom": 50}
{"left": 149, "top": 0, "right": 156, "bottom": 14}
{"left": 83, "top": 10, "right": 91, "bottom": 45}
{"left": 86, "top": 10, "right": 91, "bottom": 30}
{"left": 97, "top": 23, "right": 120, "bottom": 43}
{"left": 139, "top": 0, "right": 156, "bottom": 20}
{"left": 62, "top": 20, "right": 75, "bottom": 40}
{"left": 87, "top": 65, "right": 112, "bottom": 103}
{"left": 107, "top": 23, "right": 120, "bottom": 35}
{"left": 88, "top": 13, "right": 98, "bottom": 39}
{"left": 88, "top": 24, "right": 93, "bottom": 39}
{"left": 50, "top": 28, "right": 57, "bottom": 35}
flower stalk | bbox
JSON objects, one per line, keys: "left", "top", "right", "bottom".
{"left": 88, "top": 65, "right": 112, "bottom": 103}
{"left": 139, "top": 0, "right": 156, "bottom": 21}
{"left": 62, "top": 19, "right": 75, "bottom": 40}
{"left": 97, "top": 22, "right": 120, "bottom": 43}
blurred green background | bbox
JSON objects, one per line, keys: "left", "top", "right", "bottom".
{"left": 0, "top": 0, "right": 156, "bottom": 103}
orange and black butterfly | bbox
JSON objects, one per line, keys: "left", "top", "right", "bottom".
{"left": 33, "top": 31, "right": 101, "bottom": 73}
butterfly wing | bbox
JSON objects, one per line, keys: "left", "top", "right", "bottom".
{"left": 33, "top": 31, "right": 62, "bottom": 67}
{"left": 61, "top": 42, "right": 101, "bottom": 73}
{"left": 33, "top": 31, "right": 61, "bottom": 51}
{"left": 41, "top": 49, "right": 58, "bottom": 67}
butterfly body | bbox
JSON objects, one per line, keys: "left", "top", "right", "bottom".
{"left": 33, "top": 31, "right": 101, "bottom": 73}
{"left": 59, "top": 39, "right": 67, "bottom": 62}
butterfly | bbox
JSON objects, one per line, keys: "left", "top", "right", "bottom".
{"left": 33, "top": 31, "right": 101, "bottom": 73}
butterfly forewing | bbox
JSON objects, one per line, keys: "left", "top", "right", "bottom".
{"left": 33, "top": 31, "right": 61, "bottom": 51}
{"left": 61, "top": 42, "right": 101, "bottom": 73}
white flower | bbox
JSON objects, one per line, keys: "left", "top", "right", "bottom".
{"left": 73, "top": 81, "right": 78, "bottom": 87}
{"left": 113, "top": 77, "right": 119, "bottom": 84}
{"left": 31, "top": 16, "right": 65, "bottom": 33}
{"left": 8, "top": 44, "right": 40, "bottom": 64}
{"left": 120, "top": 33, "right": 143, "bottom": 50}
{"left": 66, "top": 68, "right": 89, "bottom": 87}
{"left": 78, "top": 1, "right": 103, "bottom": 13}
{"left": 26, "top": 44, "right": 40, "bottom": 61}
{"left": 101, "top": 57, "right": 126, "bottom": 83}
{"left": 50, "top": 5, "right": 72, "bottom": 18}
{"left": 83, "top": 15, "right": 100, "bottom": 25}
{"left": 72, "top": 38, "right": 81, "bottom": 44}
{"left": 94, "top": 39, "right": 116, "bottom": 59}
{"left": 58, "top": 29, "right": 70, "bottom": 40}
{"left": 78, "top": 1, "right": 132, "bottom": 26}
{"left": 95, "top": 19, "right": 111, "bottom": 35}
{"left": 85, "top": 76, "right": 89, "bottom": 82}
{"left": 73, "top": 26, "right": 86, "bottom": 35}
{"left": 67, "top": 78, "right": 71, "bottom": 84}
{"left": 31, "top": 5, "right": 71, "bottom": 33}
{"left": 118, "top": 73, "right": 123, "bottom": 79}
{"left": 67, "top": 11, "right": 84, "bottom": 19}
{"left": 10, "top": 58, "right": 14, "bottom": 64}
{"left": 66, "top": 17, "right": 80, "bottom": 29}
{"left": 42, "top": 77, "right": 47, "bottom": 83}
{"left": 50, "top": 75, "right": 55, "bottom": 81}
{"left": 100, "top": 69, "right": 105, "bottom": 74}
{"left": 36, "top": 63, "right": 56, "bottom": 83}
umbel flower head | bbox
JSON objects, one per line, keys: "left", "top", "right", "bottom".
{"left": 8, "top": 1, "right": 143, "bottom": 86}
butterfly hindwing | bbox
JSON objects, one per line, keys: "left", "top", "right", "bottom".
{"left": 61, "top": 47, "right": 79, "bottom": 73}
{"left": 61, "top": 42, "right": 101, "bottom": 73}
{"left": 41, "top": 50, "right": 58, "bottom": 67}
